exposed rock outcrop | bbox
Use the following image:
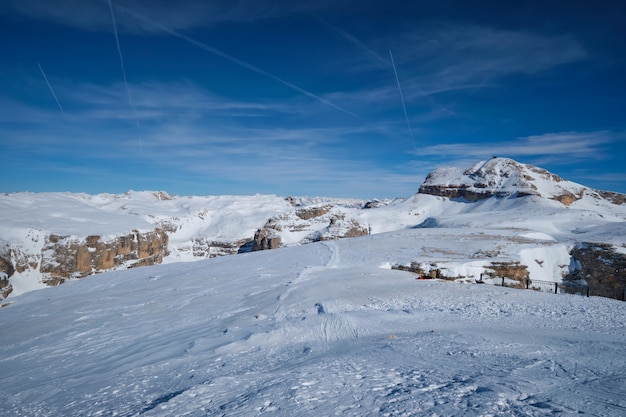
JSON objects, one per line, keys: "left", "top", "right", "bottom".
{"left": 0, "top": 280, "right": 11, "bottom": 299}
{"left": 296, "top": 205, "right": 332, "bottom": 220}
{"left": 0, "top": 250, "right": 15, "bottom": 279}
{"left": 594, "top": 190, "right": 626, "bottom": 205}
{"left": 40, "top": 229, "right": 168, "bottom": 284}
{"left": 564, "top": 243, "right": 626, "bottom": 295}
{"left": 1, "top": 247, "right": 19, "bottom": 299}
{"left": 192, "top": 238, "right": 252, "bottom": 257}
{"left": 484, "top": 261, "right": 530, "bottom": 288}
{"left": 252, "top": 228, "right": 282, "bottom": 251}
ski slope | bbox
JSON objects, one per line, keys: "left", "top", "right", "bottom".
{"left": 2, "top": 231, "right": 625, "bottom": 416}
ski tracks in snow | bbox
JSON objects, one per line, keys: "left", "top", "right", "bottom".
{"left": 322, "top": 240, "right": 340, "bottom": 269}
{"left": 273, "top": 240, "right": 340, "bottom": 313}
{"left": 265, "top": 240, "right": 362, "bottom": 344}
{"left": 289, "top": 240, "right": 340, "bottom": 285}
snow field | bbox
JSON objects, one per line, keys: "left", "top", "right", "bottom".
{"left": 1, "top": 234, "right": 625, "bottom": 416}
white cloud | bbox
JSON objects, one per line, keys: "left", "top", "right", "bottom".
{"left": 416, "top": 131, "right": 614, "bottom": 163}
{"left": 2, "top": 75, "right": 412, "bottom": 197}
{"left": 3, "top": 0, "right": 344, "bottom": 33}
{"left": 338, "top": 24, "right": 587, "bottom": 102}
{"left": 305, "top": 22, "right": 588, "bottom": 131}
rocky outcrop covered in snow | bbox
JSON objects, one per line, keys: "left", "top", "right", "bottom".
{"left": 418, "top": 157, "right": 624, "bottom": 206}
{"left": 191, "top": 237, "right": 252, "bottom": 258}
{"left": 251, "top": 205, "right": 369, "bottom": 251}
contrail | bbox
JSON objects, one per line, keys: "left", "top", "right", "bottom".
{"left": 114, "top": 4, "right": 360, "bottom": 119}
{"left": 108, "top": 0, "right": 136, "bottom": 114}
{"left": 317, "top": 17, "right": 388, "bottom": 67}
{"left": 389, "top": 50, "right": 414, "bottom": 147}
{"left": 37, "top": 62, "right": 64, "bottom": 114}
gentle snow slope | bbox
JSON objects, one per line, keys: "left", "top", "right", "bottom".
{"left": 1, "top": 231, "right": 625, "bottom": 416}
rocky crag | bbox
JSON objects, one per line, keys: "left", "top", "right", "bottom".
{"left": 0, "top": 229, "right": 168, "bottom": 298}
{"left": 563, "top": 242, "right": 626, "bottom": 298}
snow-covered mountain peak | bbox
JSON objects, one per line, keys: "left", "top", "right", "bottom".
{"left": 418, "top": 157, "right": 619, "bottom": 206}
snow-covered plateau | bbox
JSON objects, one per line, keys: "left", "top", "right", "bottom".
{"left": 1, "top": 157, "right": 625, "bottom": 415}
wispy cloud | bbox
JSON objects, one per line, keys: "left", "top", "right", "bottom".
{"left": 417, "top": 131, "right": 614, "bottom": 162}
{"left": 394, "top": 25, "right": 586, "bottom": 95}
{"left": 115, "top": 4, "right": 362, "bottom": 121}
{"left": 2, "top": 76, "right": 412, "bottom": 196}
{"left": 306, "top": 22, "right": 588, "bottom": 134}
{"left": 3, "top": 0, "right": 343, "bottom": 33}
{"left": 65, "top": 80, "right": 297, "bottom": 120}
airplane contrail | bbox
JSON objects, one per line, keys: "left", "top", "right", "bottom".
{"left": 389, "top": 50, "right": 415, "bottom": 147}
{"left": 317, "top": 17, "right": 388, "bottom": 68}
{"left": 114, "top": 4, "right": 360, "bottom": 120}
{"left": 108, "top": 0, "right": 136, "bottom": 114}
{"left": 37, "top": 62, "right": 64, "bottom": 114}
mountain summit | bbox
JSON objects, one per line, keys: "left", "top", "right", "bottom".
{"left": 418, "top": 157, "right": 624, "bottom": 206}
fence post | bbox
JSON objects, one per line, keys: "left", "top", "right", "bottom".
{"left": 501, "top": 277, "right": 505, "bottom": 287}
{"left": 587, "top": 286, "right": 590, "bottom": 297}
{"left": 554, "top": 282, "right": 558, "bottom": 294}
{"left": 526, "top": 279, "right": 530, "bottom": 289}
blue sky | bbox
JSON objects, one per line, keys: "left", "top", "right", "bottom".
{"left": 1, "top": 0, "right": 625, "bottom": 198}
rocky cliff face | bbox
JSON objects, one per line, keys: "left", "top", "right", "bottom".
{"left": 39, "top": 229, "right": 168, "bottom": 284}
{"left": 564, "top": 243, "right": 626, "bottom": 295}
{"left": 1, "top": 244, "right": 37, "bottom": 300}
{"left": 0, "top": 229, "right": 168, "bottom": 293}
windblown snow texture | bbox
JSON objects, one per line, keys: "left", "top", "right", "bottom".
{"left": 1, "top": 236, "right": 625, "bottom": 416}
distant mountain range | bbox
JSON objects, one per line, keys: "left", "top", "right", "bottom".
{"left": 2, "top": 157, "right": 625, "bottom": 300}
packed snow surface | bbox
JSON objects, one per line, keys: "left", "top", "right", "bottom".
{"left": 2, "top": 232, "right": 625, "bottom": 416}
